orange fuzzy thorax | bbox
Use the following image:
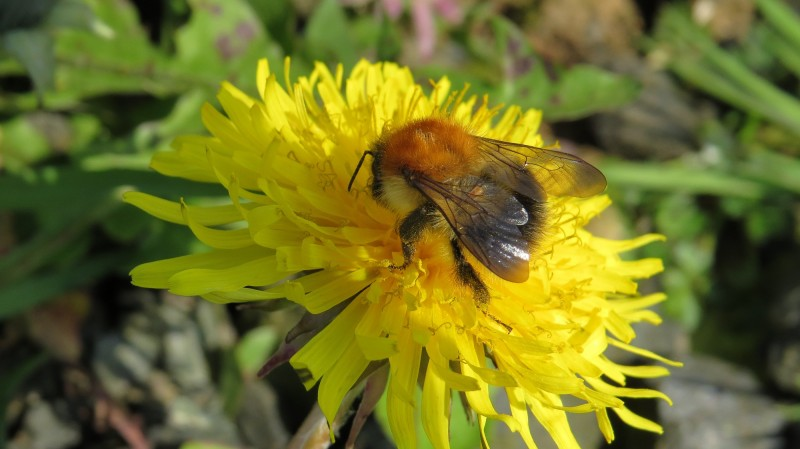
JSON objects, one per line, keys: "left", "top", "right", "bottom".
{"left": 380, "top": 118, "right": 481, "bottom": 181}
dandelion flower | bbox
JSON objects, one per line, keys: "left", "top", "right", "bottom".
{"left": 126, "top": 58, "right": 678, "bottom": 449}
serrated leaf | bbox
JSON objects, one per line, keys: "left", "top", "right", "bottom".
{"left": 174, "top": 0, "right": 276, "bottom": 90}
{"left": 54, "top": 0, "right": 173, "bottom": 98}
{"left": 2, "top": 28, "right": 55, "bottom": 95}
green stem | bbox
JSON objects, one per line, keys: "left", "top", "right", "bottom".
{"left": 658, "top": 7, "right": 800, "bottom": 132}
{"left": 669, "top": 60, "right": 775, "bottom": 125}
{"left": 598, "top": 159, "right": 768, "bottom": 199}
{"left": 756, "top": 0, "right": 800, "bottom": 51}
{"left": 0, "top": 188, "right": 123, "bottom": 284}
{"left": 737, "top": 149, "right": 800, "bottom": 195}
{"left": 763, "top": 27, "right": 800, "bottom": 80}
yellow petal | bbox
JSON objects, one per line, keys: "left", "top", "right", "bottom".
{"left": 585, "top": 377, "right": 673, "bottom": 404}
{"left": 124, "top": 192, "right": 245, "bottom": 226}
{"left": 201, "top": 288, "right": 284, "bottom": 304}
{"left": 356, "top": 302, "right": 398, "bottom": 360}
{"left": 608, "top": 339, "right": 683, "bottom": 367}
{"left": 596, "top": 408, "right": 614, "bottom": 443}
{"left": 318, "top": 339, "right": 370, "bottom": 425}
{"left": 130, "top": 247, "right": 272, "bottom": 289}
{"left": 528, "top": 393, "right": 581, "bottom": 449}
{"left": 387, "top": 329, "right": 422, "bottom": 449}
{"left": 168, "top": 254, "right": 282, "bottom": 295}
{"left": 291, "top": 268, "right": 374, "bottom": 313}
{"left": 506, "top": 387, "right": 538, "bottom": 449}
{"left": 290, "top": 299, "right": 368, "bottom": 389}
{"left": 421, "top": 363, "right": 450, "bottom": 449}
{"left": 612, "top": 406, "right": 663, "bottom": 434}
{"left": 256, "top": 58, "right": 271, "bottom": 101}
{"left": 182, "top": 201, "right": 253, "bottom": 249}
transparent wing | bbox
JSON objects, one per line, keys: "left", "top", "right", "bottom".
{"left": 412, "top": 174, "right": 531, "bottom": 283}
{"left": 477, "top": 137, "right": 607, "bottom": 200}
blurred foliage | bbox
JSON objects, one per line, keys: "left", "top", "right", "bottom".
{"left": 638, "top": 1, "right": 800, "bottom": 362}
{"left": 0, "top": 0, "right": 644, "bottom": 328}
{"left": 2, "top": 0, "right": 800, "bottom": 447}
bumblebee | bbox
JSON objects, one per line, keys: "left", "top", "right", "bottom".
{"left": 349, "top": 118, "right": 606, "bottom": 305}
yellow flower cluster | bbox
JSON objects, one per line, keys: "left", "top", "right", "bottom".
{"left": 127, "top": 58, "right": 677, "bottom": 449}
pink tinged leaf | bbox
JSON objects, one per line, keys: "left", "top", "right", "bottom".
{"left": 346, "top": 365, "right": 389, "bottom": 449}
{"left": 382, "top": 0, "right": 403, "bottom": 19}
{"left": 259, "top": 301, "right": 351, "bottom": 377}
{"left": 257, "top": 339, "right": 299, "bottom": 378}
{"left": 288, "top": 299, "right": 351, "bottom": 343}
{"left": 434, "top": 0, "right": 463, "bottom": 24}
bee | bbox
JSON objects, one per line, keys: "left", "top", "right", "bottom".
{"left": 348, "top": 117, "right": 606, "bottom": 306}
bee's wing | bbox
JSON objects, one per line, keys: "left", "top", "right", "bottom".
{"left": 477, "top": 137, "right": 607, "bottom": 200}
{"left": 413, "top": 175, "right": 531, "bottom": 283}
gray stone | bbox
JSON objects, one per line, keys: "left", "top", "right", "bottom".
{"left": 656, "top": 355, "right": 784, "bottom": 449}
{"left": 9, "top": 397, "right": 80, "bottom": 449}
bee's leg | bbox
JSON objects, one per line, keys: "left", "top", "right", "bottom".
{"left": 449, "top": 238, "right": 490, "bottom": 306}
{"left": 392, "top": 202, "right": 438, "bottom": 269}
{"left": 450, "top": 239, "right": 512, "bottom": 332}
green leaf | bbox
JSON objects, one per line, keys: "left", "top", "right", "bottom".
{"left": 0, "top": 185, "right": 121, "bottom": 284}
{"left": 45, "top": 0, "right": 107, "bottom": 33}
{"left": 655, "top": 193, "right": 708, "bottom": 240}
{"left": 235, "top": 327, "right": 279, "bottom": 380}
{"left": 174, "top": 0, "right": 277, "bottom": 90}
{"left": 0, "top": 252, "right": 127, "bottom": 318}
{"left": 654, "top": 5, "right": 800, "bottom": 134}
{"left": 744, "top": 202, "right": 792, "bottom": 243}
{"left": 0, "top": 114, "right": 53, "bottom": 174}
{"left": 756, "top": 0, "right": 800, "bottom": 52}
{"left": 374, "top": 15, "right": 402, "bottom": 61}
{"left": 37, "top": 0, "right": 277, "bottom": 105}
{"left": 0, "top": 167, "right": 225, "bottom": 284}
{"left": 247, "top": 0, "right": 294, "bottom": 53}
{"left": 0, "top": 0, "right": 56, "bottom": 32}
{"left": 102, "top": 198, "right": 158, "bottom": 243}
{"left": 739, "top": 149, "right": 800, "bottom": 195}
{"left": 2, "top": 28, "right": 55, "bottom": 95}
{"left": 304, "top": 0, "right": 357, "bottom": 68}
{"left": 599, "top": 158, "right": 769, "bottom": 199}
{"left": 662, "top": 269, "right": 702, "bottom": 329}
{"left": 53, "top": 0, "right": 174, "bottom": 98}
{"left": 539, "top": 66, "right": 641, "bottom": 120}
{"left": 0, "top": 167, "right": 225, "bottom": 212}
{"left": 467, "top": 17, "right": 640, "bottom": 121}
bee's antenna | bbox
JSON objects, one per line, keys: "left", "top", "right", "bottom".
{"left": 348, "top": 151, "right": 373, "bottom": 192}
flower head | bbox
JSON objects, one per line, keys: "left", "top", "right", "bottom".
{"left": 127, "top": 58, "right": 677, "bottom": 449}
